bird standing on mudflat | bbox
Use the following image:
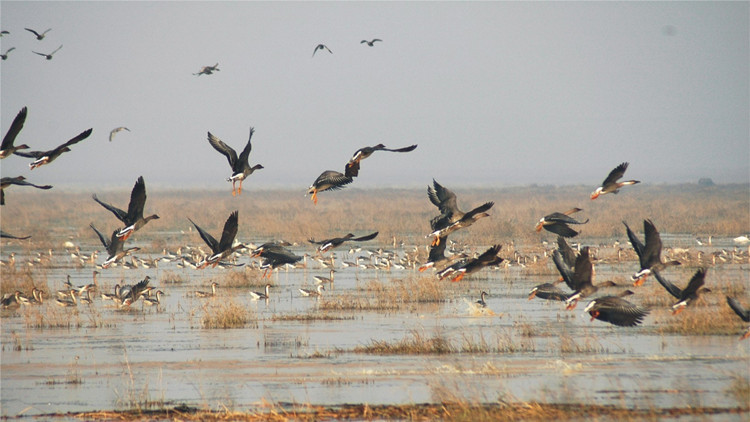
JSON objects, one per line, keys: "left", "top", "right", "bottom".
{"left": 590, "top": 162, "right": 640, "bottom": 199}
{"left": 92, "top": 176, "right": 159, "bottom": 240}
{"left": 14, "top": 127, "right": 92, "bottom": 169}
{"left": 207, "top": 128, "right": 263, "bottom": 196}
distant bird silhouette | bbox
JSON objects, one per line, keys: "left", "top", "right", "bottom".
{"left": 307, "top": 170, "right": 353, "bottom": 205}
{"left": 14, "top": 127, "right": 92, "bottom": 169}
{"left": 1, "top": 176, "right": 52, "bottom": 206}
{"left": 33, "top": 44, "right": 62, "bottom": 60}
{"left": 189, "top": 210, "right": 244, "bottom": 268}
{"left": 309, "top": 232, "right": 379, "bottom": 253}
{"left": 24, "top": 27, "right": 51, "bottom": 40}
{"left": 654, "top": 268, "right": 710, "bottom": 315}
{"left": 207, "top": 128, "right": 263, "bottom": 196}
{"left": 344, "top": 143, "right": 418, "bottom": 177}
{"left": 536, "top": 208, "right": 589, "bottom": 238}
{"left": 109, "top": 126, "right": 130, "bottom": 142}
{"left": 194, "top": 63, "right": 219, "bottom": 75}
{"left": 90, "top": 223, "right": 140, "bottom": 269}
{"left": 426, "top": 179, "right": 493, "bottom": 246}
{"left": 1, "top": 107, "right": 29, "bottom": 158}
{"left": 312, "top": 44, "right": 332, "bottom": 57}
{"left": 92, "top": 176, "right": 160, "bottom": 240}
{"left": 360, "top": 39, "right": 382, "bottom": 47}
{"left": 623, "top": 219, "right": 680, "bottom": 286}
{"left": 1, "top": 46, "right": 15, "bottom": 60}
{"left": 726, "top": 296, "right": 750, "bottom": 340}
{"left": 591, "top": 162, "right": 640, "bottom": 199}
{"left": 0, "top": 30, "right": 9, "bottom": 37}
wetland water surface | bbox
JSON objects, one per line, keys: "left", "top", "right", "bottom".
{"left": 1, "top": 235, "right": 749, "bottom": 418}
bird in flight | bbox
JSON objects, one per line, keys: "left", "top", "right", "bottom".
{"left": 194, "top": 63, "right": 220, "bottom": 76}
{"left": 312, "top": 44, "right": 333, "bottom": 57}
{"left": 1, "top": 46, "right": 15, "bottom": 60}
{"left": 25, "top": 27, "right": 51, "bottom": 40}
{"left": 33, "top": 45, "right": 62, "bottom": 60}
{"left": 591, "top": 162, "right": 640, "bottom": 199}
{"left": 360, "top": 39, "right": 382, "bottom": 47}
{"left": 14, "top": 127, "right": 92, "bottom": 169}
{"left": 109, "top": 127, "right": 130, "bottom": 142}
{"left": 207, "top": 128, "right": 263, "bottom": 196}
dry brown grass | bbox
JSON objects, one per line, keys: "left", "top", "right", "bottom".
{"left": 320, "top": 275, "right": 453, "bottom": 312}
{"left": 64, "top": 401, "right": 749, "bottom": 421}
{"left": 200, "top": 299, "right": 255, "bottom": 329}
{"left": 353, "top": 328, "right": 536, "bottom": 356}
{"left": 1, "top": 184, "right": 747, "bottom": 251}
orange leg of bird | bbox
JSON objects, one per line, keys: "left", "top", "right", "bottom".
{"left": 451, "top": 273, "right": 465, "bottom": 282}
{"left": 527, "top": 291, "right": 537, "bottom": 300}
{"left": 232, "top": 180, "right": 237, "bottom": 196}
{"left": 431, "top": 236, "right": 440, "bottom": 247}
{"left": 418, "top": 266, "right": 427, "bottom": 272}
{"left": 312, "top": 191, "right": 318, "bottom": 205}
{"left": 238, "top": 179, "right": 243, "bottom": 195}
{"left": 741, "top": 329, "right": 750, "bottom": 340}
{"left": 671, "top": 306, "right": 684, "bottom": 316}
{"left": 566, "top": 300, "right": 578, "bottom": 310}
{"left": 589, "top": 310, "right": 599, "bottom": 321}
{"left": 633, "top": 275, "right": 646, "bottom": 287}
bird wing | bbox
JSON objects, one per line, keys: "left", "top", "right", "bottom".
{"left": 217, "top": 211, "right": 239, "bottom": 252}
{"left": 4, "top": 177, "right": 52, "bottom": 190}
{"left": 681, "top": 268, "right": 707, "bottom": 301}
{"left": 544, "top": 222, "right": 580, "bottom": 238}
{"left": 12, "top": 149, "right": 46, "bottom": 158}
{"left": 379, "top": 144, "right": 418, "bottom": 153}
{"left": 236, "top": 127, "right": 255, "bottom": 171}
{"left": 129, "top": 277, "right": 150, "bottom": 301}
{"left": 207, "top": 132, "right": 238, "bottom": 168}
{"left": 344, "top": 161, "right": 360, "bottom": 178}
{"left": 572, "top": 247, "right": 593, "bottom": 290}
{"left": 92, "top": 194, "right": 128, "bottom": 223}
{"left": 475, "top": 244, "right": 503, "bottom": 265}
{"left": 623, "top": 221, "right": 645, "bottom": 259}
{"left": 55, "top": 128, "right": 92, "bottom": 152}
{"left": 351, "top": 231, "right": 379, "bottom": 242}
{"left": 427, "top": 237, "right": 448, "bottom": 263}
{"left": 653, "top": 270, "right": 682, "bottom": 300}
{"left": 545, "top": 212, "right": 588, "bottom": 225}
{"left": 188, "top": 218, "right": 220, "bottom": 253}
{"left": 126, "top": 176, "right": 147, "bottom": 222}
{"left": 641, "top": 219, "right": 663, "bottom": 266}
{"left": 24, "top": 28, "right": 41, "bottom": 37}
{"left": 313, "top": 170, "right": 353, "bottom": 190}
{"left": 590, "top": 297, "right": 649, "bottom": 327}
{"left": 89, "top": 224, "right": 110, "bottom": 249}
{"left": 462, "top": 201, "right": 494, "bottom": 220}
{"left": 428, "top": 179, "right": 459, "bottom": 216}
{"left": 602, "top": 162, "right": 629, "bottom": 186}
{"left": 557, "top": 236, "right": 577, "bottom": 268}
{"left": 727, "top": 296, "right": 750, "bottom": 322}
{"left": 50, "top": 45, "right": 62, "bottom": 55}
{"left": 552, "top": 249, "right": 575, "bottom": 290}
{"left": 0, "top": 230, "right": 31, "bottom": 240}
{"left": 2, "top": 107, "right": 27, "bottom": 150}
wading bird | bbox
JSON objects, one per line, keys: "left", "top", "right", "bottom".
{"left": 207, "top": 128, "right": 263, "bottom": 196}
{"left": 196, "top": 282, "right": 219, "bottom": 298}
{"left": 92, "top": 176, "right": 160, "bottom": 240}
{"left": 14, "top": 127, "right": 92, "bottom": 169}
{"left": 249, "top": 284, "right": 271, "bottom": 300}
{"left": 590, "top": 162, "right": 640, "bottom": 199}
{"left": 299, "top": 285, "right": 325, "bottom": 297}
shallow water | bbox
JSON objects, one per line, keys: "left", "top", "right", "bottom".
{"left": 1, "top": 239, "right": 749, "bottom": 417}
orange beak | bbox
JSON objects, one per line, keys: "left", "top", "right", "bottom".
{"left": 589, "top": 310, "right": 599, "bottom": 321}
{"left": 590, "top": 191, "right": 600, "bottom": 200}
{"left": 535, "top": 222, "right": 544, "bottom": 232}
{"left": 566, "top": 301, "right": 578, "bottom": 310}
{"left": 528, "top": 290, "right": 537, "bottom": 300}
{"left": 671, "top": 306, "right": 684, "bottom": 316}
{"left": 633, "top": 276, "right": 646, "bottom": 287}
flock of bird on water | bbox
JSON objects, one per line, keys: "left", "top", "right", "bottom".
{"left": 1, "top": 32, "right": 748, "bottom": 339}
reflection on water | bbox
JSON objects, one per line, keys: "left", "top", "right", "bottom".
{"left": 1, "top": 238, "right": 749, "bottom": 416}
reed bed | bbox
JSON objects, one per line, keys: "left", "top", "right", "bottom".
{"left": 2, "top": 184, "right": 747, "bottom": 251}
{"left": 353, "top": 328, "right": 537, "bottom": 355}
{"left": 320, "top": 275, "right": 452, "bottom": 311}
{"left": 200, "top": 299, "right": 255, "bottom": 329}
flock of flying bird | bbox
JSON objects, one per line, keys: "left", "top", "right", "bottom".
{"left": 1, "top": 41, "right": 749, "bottom": 337}
{"left": 1, "top": 27, "right": 63, "bottom": 61}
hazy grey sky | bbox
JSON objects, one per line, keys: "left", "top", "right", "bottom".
{"left": 1, "top": 1, "right": 748, "bottom": 190}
